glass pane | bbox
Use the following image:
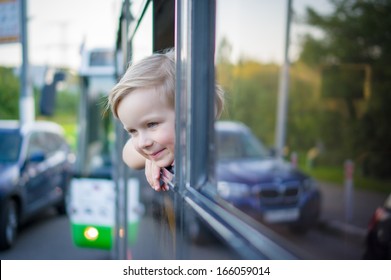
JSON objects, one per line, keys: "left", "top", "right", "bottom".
{"left": 131, "top": 0, "right": 153, "bottom": 62}
{"left": 0, "top": 130, "right": 21, "bottom": 162}
{"left": 215, "top": 0, "right": 390, "bottom": 259}
{"left": 83, "top": 76, "right": 115, "bottom": 177}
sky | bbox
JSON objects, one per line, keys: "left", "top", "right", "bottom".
{"left": 0, "top": 0, "right": 122, "bottom": 69}
{"left": 0, "top": 0, "right": 331, "bottom": 70}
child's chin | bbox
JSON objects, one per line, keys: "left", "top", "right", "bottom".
{"left": 154, "top": 159, "right": 174, "bottom": 168}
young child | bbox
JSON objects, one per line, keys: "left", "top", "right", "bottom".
{"left": 108, "top": 49, "right": 224, "bottom": 191}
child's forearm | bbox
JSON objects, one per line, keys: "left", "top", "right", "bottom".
{"left": 122, "top": 138, "right": 146, "bottom": 169}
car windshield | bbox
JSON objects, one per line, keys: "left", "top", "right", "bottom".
{"left": 0, "top": 130, "right": 22, "bottom": 162}
{"left": 217, "top": 130, "right": 269, "bottom": 160}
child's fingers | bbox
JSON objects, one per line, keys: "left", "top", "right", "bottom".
{"left": 145, "top": 160, "right": 164, "bottom": 191}
{"left": 151, "top": 163, "right": 162, "bottom": 191}
{"left": 145, "top": 160, "right": 173, "bottom": 191}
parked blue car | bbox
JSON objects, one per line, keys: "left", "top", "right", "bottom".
{"left": 0, "top": 120, "right": 74, "bottom": 250}
{"left": 215, "top": 121, "right": 321, "bottom": 233}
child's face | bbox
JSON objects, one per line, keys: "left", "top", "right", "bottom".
{"left": 117, "top": 87, "right": 175, "bottom": 168}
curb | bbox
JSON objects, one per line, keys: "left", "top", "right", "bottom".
{"left": 317, "top": 219, "right": 367, "bottom": 244}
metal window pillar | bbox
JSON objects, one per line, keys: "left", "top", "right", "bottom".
{"left": 112, "top": 0, "right": 133, "bottom": 260}
{"left": 175, "top": 0, "right": 217, "bottom": 259}
{"left": 175, "top": 0, "right": 216, "bottom": 190}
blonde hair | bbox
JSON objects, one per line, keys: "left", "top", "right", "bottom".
{"left": 108, "top": 49, "right": 224, "bottom": 119}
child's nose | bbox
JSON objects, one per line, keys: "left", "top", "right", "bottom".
{"left": 138, "top": 132, "right": 153, "bottom": 148}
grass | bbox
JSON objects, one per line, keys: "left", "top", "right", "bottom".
{"left": 297, "top": 158, "right": 391, "bottom": 195}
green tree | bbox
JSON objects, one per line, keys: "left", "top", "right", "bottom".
{"left": 217, "top": 53, "right": 280, "bottom": 147}
{"left": 0, "top": 67, "right": 19, "bottom": 119}
{"left": 299, "top": 0, "right": 391, "bottom": 178}
{"left": 287, "top": 63, "right": 323, "bottom": 151}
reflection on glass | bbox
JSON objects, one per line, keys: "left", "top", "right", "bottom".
{"left": 89, "top": 51, "right": 114, "bottom": 67}
{"left": 212, "top": 0, "right": 391, "bottom": 260}
{"left": 0, "top": 132, "right": 21, "bottom": 162}
{"left": 84, "top": 76, "right": 115, "bottom": 177}
{"left": 217, "top": 126, "right": 269, "bottom": 160}
{"left": 131, "top": 1, "right": 153, "bottom": 63}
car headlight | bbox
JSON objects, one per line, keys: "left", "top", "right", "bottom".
{"left": 303, "top": 178, "right": 317, "bottom": 191}
{"left": 217, "top": 181, "right": 250, "bottom": 198}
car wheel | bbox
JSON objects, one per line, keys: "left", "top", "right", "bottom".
{"left": 0, "top": 199, "right": 19, "bottom": 250}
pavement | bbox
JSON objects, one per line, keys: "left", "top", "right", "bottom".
{"left": 316, "top": 182, "right": 389, "bottom": 242}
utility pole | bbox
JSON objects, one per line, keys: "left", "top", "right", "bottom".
{"left": 20, "top": 0, "right": 34, "bottom": 124}
{"left": 275, "top": 0, "right": 292, "bottom": 159}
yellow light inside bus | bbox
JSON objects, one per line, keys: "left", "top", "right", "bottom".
{"left": 84, "top": 226, "right": 99, "bottom": 241}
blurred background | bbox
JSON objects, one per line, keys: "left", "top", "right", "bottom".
{"left": 0, "top": 0, "right": 390, "bottom": 260}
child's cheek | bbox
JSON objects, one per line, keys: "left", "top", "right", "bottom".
{"left": 160, "top": 132, "right": 175, "bottom": 150}
{"left": 132, "top": 139, "right": 143, "bottom": 155}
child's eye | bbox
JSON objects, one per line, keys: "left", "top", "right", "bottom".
{"left": 127, "top": 129, "right": 137, "bottom": 136}
{"left": 147, "top": 122, "right": 158, "bottom": 128}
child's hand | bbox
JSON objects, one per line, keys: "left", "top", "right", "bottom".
{"left": 145, "top": 159, "right": 170, "bottom": 191}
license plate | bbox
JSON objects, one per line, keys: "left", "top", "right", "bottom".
{"left": 264, "top": 208, "right": 299, "bottom": 223}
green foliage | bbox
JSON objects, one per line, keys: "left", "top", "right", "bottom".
{"left": 298, "top": 0, "right": 391, "bottom": 179}
{"left": 37, "top": 89, "right": 79, "bottom": 150}
{"left": 216, "top": 0, "right": 391, "bottom": 186}
{"left": 216, "top": 58, "right": 324, "bottom": 151}
{"left": 287, "top": 63, "right": 322, "bottom": 150}
{"left": 217, "top": 60, "right": 279, "bottom": 147}
{"left": 0, "top": 67, "right": 19, "bottom": 119}
{"left": 55, "top": 90, "right": 79, "bottom": 116}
